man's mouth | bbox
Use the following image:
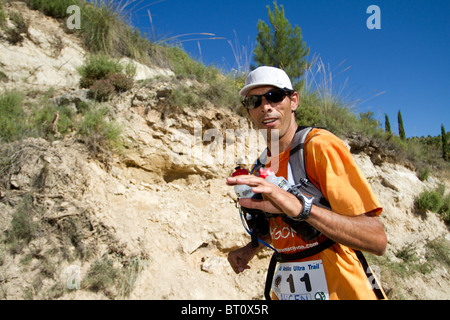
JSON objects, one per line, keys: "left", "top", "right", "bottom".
{"left": 262, "top": 118, "right": 278, "bottom": 125}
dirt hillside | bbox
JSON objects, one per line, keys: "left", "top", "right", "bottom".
{"left": 0, "top": 2, "right": 448, "bottom": 300}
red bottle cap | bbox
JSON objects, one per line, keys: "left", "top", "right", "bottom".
{"left": 232, "top": 166, "right": 249, "bottom": 177}
{"left": 258, "top": 167, "right": 274, "bottom": 179}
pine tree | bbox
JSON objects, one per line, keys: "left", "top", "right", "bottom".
{"left": 384, "top": 113, "right": 391, "bottom": 133}
{"left": 442, "top": 124, "right": 449, "bottom": 161}
{"left": 253, "top": 1, "right": 310, "bottom": 91}
{"left": 398, "top": 110, "right": 406, "bottom": 140}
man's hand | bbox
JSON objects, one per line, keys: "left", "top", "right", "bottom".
{"left": 226, "top": 175, "right": 303, "bottom": 218}
{"left": 227, "top": 242, "right": 258, "bottom": 274}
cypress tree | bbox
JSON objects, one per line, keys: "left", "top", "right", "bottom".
{"left": 385, "top": 113, "right": 391, "bottom": 133}
{"left": 398, "top": 110, "right": 406, "bottom": 140}
{"left": 442, "top": 124, "right": 449, "bottom": 161}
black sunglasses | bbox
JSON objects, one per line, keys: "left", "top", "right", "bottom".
{"left": 242, "top": 88, "right": 294, "bottom": 109}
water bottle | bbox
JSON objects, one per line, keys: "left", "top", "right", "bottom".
{"left": 258, "top": 167, "right": 292, "bottom": 191}
{"left": 231, "top": 166, "right": 266, "bottom": 248}
{"left": 232, "top": 166, "right": 256, "bottom": 199}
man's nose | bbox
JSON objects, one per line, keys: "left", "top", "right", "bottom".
{"left": 260, "top": 97, "right": 272, "bottom": 112}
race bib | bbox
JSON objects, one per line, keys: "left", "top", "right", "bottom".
{"left": 272, "top": 260, "right": 329, "bottom": 300}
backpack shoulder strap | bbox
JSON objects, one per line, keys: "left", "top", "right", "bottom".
{"left": 289, "top": 126, "right": 313, "bottom": 185}
{"left": 289, "top": 126, "right": 331, "bottom": 209}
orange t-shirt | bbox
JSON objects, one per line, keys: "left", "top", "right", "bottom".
{"left": 266, "top": 128, "right": 382, "bottom": 300}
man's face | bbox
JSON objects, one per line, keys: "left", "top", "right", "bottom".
{"left": 246, "top": 86, "right": 299, "bottom": 138}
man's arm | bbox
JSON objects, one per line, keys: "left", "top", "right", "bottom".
{"left": 227, "top": 175, "right": 387, "bottom": 256}
{"left": 305, "top": 206, "right": 386, "bottom": 256}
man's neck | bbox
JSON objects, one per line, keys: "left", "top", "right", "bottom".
{"left": 267, "top": 124, "right": 298, "bottom": 156}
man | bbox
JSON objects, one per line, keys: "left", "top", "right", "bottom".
{"left": 226, "top": 66, "right": 387, "bottom": 300}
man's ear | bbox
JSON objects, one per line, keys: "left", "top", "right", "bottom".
{"left": 290, "top": 92, "right": 299, "bottom": 112}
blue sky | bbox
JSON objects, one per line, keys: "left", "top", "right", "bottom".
{"left": 127, "top": 0, "right": 449, "bottom": 138}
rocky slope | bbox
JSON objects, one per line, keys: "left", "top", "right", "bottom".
{"left": 0, "top": 2, "right": 448, "bottom": 300}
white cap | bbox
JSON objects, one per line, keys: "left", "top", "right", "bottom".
{"left": 239, "top": 66, "right": 293, "bottom": 97}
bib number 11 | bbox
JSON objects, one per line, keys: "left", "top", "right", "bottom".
{"left": 286, "top": 273, "right": 312, "bottom": 293}
{"left": 272, "top": 260, "right": 329, "bottom": 300}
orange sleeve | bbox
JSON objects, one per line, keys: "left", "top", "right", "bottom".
{"left": 304, "top": 129, "right": 382, "bottom": 216}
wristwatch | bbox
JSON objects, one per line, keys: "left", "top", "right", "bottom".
{"left": 287, "top": 187, "right": 314, "bottom": 221}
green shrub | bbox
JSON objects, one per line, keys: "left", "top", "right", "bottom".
{"left": 426, "top": 237, "right": 450, "bottom": 268}
{"left": 108, "top": 73, "right": 133, "bottom": 92}
{"left": 418, "top": 167, "right": 430, "bottom": 181}
{"left": 78, "top": 54, "right": 123, "bottom": 88}
{"left": 416, "top": 188, "right": 444, "bottom": 212}
{"left": 77, "top": 105, "right": 122, "bottom": 151}
{"left": 296, "top": 89, "right": 359, "bottom": 136}
{"left": 202, "top": 76, "right": 240, "bottom": 109}
{"left": 79, "top": 55, "right": 135, "bottom": 100}
{"left": 31, "top": 102, "right": 75, "bottom": 137}
{"left": 84, "top": 256, "right": 118, "bottom": 292}
{"left": 4, "top": 194, "right": 39, "bottom": 253}
{"left": 415, "top": 184, "right": 449, "bottom": 224}
{"left": 88, "top": 79, "right": 115, "bottom": 102}
{"left": 395, "top": 243, "right": 432, "bottom": 274}
{"left": 5, "top": 11, "right": 29, "bottom": 45}
{"left": 83, "top": 255, "right": 146, "bottom": 297}
{"left": 168, "top": 85, "right": 202, "bottom": 109}
{"left": 0, "top": 91, "right": 27, "bottom": 142}
{"left": 438, "top": 194, "right": 450, "bottom": 223}
{"left": 0, "top": 90, "right": 78, "bottom": 142}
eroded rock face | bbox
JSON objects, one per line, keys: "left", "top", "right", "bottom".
{"left": 1, "top": 90, "right": 448, "bottom": 300}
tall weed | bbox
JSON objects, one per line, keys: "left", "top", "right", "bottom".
{"left": 297, "top": 55, "right": 360, "bottom": 135}
{"left": 79, "top": 0, "right": 154, "bottom": 64}
{"left": 4, "top": 194, "right": 39, "bottom": 254}
{"left": 0, "top": 0, "right": 7, "bottom": 29}
{"left": 77, "top": 105, "right": 122, "bottom": 151}
{"left": 0, "top": 91, "right": 27, "bottom": 142}
{"left": 24, "top": 0, "right": 81, "bottom": 18}
{"left": 79, "top": 0, "right": 128, "bottom": 54}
